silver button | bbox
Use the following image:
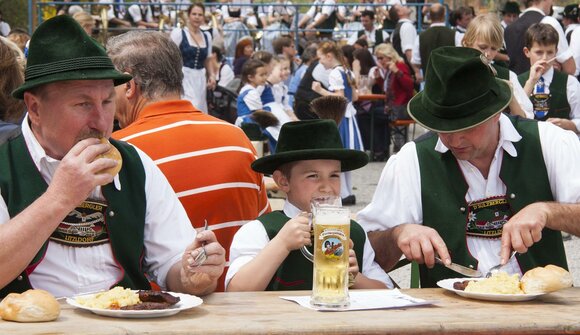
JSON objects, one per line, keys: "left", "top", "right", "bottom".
{"left": 469, "top": 265, "right": 474, "bottom": 269}
{"left": 109, "top": 211, "right": 115, "bottom": 217}
{"left": 460, "top": 207, "right": 466, "bottom": 213}
{"left": 17, "top": 275, "right": 23, "bottom": 281}
{"left": 510, "top": 193, "right": 516, "bottom": 199}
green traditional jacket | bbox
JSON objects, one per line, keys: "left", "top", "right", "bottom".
{"left": 258, "top": 210, "right": 366, "bottom": 291}
{"left": 414, "top": 116, "right": 568, "bottom": 288}
{"left": 518, "top": 70, "right": 571, "bottom": 120}
{"left": 0, "top": 134, "right": 150, "bottom": 298}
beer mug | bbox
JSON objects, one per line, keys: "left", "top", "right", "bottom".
{"left": 300, "top": 196, "right": 350, "bottom": 309}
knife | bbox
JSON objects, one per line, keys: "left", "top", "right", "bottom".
{"left": 435, "top": 257, "right": 482, "bottom": 277}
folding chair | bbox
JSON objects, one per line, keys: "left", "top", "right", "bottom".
{"left": 208, "top": 85, "right": 239, "bottom": 124}
{"left": 389, "top": 119, "right": 417, "bottom": 149}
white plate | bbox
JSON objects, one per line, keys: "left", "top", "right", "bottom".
{"left": 437, "top": 278, "right": 545, "bottom": 302}
{"left": 66, "top": 291, "right": 203, "bottom": 318}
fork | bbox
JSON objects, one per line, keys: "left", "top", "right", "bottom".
{"left": 192, "top": 219, "right": 209, "bottom": 267}
{"left": 485, "top": 251, "right": 517, "bottom": 278}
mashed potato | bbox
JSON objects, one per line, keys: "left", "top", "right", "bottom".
{"left": 465, "top": 272, "right": 524, "bottom": 294}
{"left": 75, "top": 287, "right": 140, "bottom": 309}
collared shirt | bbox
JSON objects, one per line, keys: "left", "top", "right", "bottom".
{"left": 357, "top": 114, "right": 580, "bottom": 275}
{"left": 225, "top": 200, "right": 394, "bottom": 289}
{"left": 0, "top": 116, "right": 195, "bottom": 297}
{"left": 538, "top": 67, "right": 580, "bottom": 132}
{"left": 395, "top": 18, "right": 417, "bottom": 54}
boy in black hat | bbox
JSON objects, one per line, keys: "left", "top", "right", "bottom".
{"left": 501, "top": 1, "right": 521, "bottom": 28}
{"left": 225, "top": 119, "right": 392, "bottom": 291}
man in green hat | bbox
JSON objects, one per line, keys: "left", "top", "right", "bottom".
{"left": 358, "top": 46, "right": 580, "bottom": 287}
{"left": 0, "top": 15, "right": 225, "bottom": 298}
{"left": 225, "top": 119, "right": 393, "bottom": 291}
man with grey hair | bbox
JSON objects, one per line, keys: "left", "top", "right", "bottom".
{"left": 108, "top": 31, "right": 271, "bottom": 292}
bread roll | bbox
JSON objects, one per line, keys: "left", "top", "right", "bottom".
{"left": 98, "top": 137, "right": 122, "bottom": 178}
{"left": 521, "top": 265, "right": 573, "bottom": 294}
{"left": 0, "top": 289, "right": 60, "bottom": 322}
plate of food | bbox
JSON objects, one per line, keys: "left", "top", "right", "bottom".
{"left": 66, "top": 287, "right": 203, "bottom": 318}
{"left": 437, "top": 265, "right": 573, "bottom": 302}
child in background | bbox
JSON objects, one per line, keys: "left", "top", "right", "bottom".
{"left": 262, "top": 57, "right": 294, "bottom": 150}
{"left": 272, "top": 56, "right": 297, "bottom": 120}
{"left": 462, "top": 14, "right": 533, "bottom": 119}
{"left": 311, "top": 41, "right": 364, "bottom": 206}
{"left": 225, "top": 119, "right": 392, "bottom": 291}
{"left": 236, "top": 59, "right": 269, "bottom": 127}
{"left": 519, "top": 23, "right": 580, "bottom": 134}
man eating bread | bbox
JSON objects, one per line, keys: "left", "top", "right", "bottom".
{"left": 0, "top": 15, "right": 225, "bottom": 298}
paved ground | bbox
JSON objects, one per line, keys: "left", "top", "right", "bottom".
{"left": 349, "top": 157, "right": 580, "bottom": 288}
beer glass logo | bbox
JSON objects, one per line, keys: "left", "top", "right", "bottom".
{"left": 322, "top": 237, "right": 344, "bottom": 259}
{"left": 320, "top": 229, "right": 347, "bottom": 260}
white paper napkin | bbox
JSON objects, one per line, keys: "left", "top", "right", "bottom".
{"left": 280, "top": 289, "right": 434, "bottom": 311}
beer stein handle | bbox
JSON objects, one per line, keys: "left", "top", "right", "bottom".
{"left": 300, "top": 245, "right": 314, "bottom": 262}
{"left": 299, "top": 211, "right": 314, "bottom": 262}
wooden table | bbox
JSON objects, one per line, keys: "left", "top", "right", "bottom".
{"left": 2, "top": 288, "right": 579, "bottom": 334}
{"left": 357, "top": 94, "right": 386, "bottom": 161}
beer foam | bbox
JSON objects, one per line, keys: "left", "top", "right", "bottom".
{"left": 315, "top": 213, "right": 350, "bottom": 225}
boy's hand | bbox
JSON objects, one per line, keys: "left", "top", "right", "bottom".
{"left": 348, "top": 239, "right": 359, "bottom": 283}
{"left": 275, "top": 213, "right": 311, "bottom": 252}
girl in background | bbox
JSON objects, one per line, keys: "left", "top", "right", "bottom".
{"left": 237, "top": 59, "right": 269, "bottom": 126}
{"left": 311, "top": 41, "right": 363, "bottom": 205}
{"left": 171, "top": 3, "right": 216, "bottom": 113}
{"left": 234, "top": 37, "right": 254, "bottom": 77}
{"left": 462, "top": 14, "right": 532, "bottom": 119}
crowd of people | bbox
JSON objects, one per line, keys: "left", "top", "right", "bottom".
{"left": 0, "top": 0, "right": 579, "bottom": 299}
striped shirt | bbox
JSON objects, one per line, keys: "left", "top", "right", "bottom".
{"left": 113, "top": 100, "right": 271, "bottom": 291}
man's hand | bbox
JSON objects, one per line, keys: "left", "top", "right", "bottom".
{"left": 48, "top": 138, "right": 117, "bottom": 208}
{"left": 182, "top": 230, "right": 226, "bottom": 281}
{"left": 273, "top": 213, "right": 311, "bottom": 252}
{"left": 500, "top": 203, "right": 547, "bottom": 264}
{"left": 394, "top": 223, "right": 450, "bottom": 268}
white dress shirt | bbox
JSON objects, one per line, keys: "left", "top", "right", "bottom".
{"left": 565, "top": 24, "right": 580, "bottom": 77}
{"left": 226, "top": 200, "right": 393, "bottom": 289}
{"left": 357, "top": 114, "right": 580, "bottom": 276}
{"left": 0, "top": 116, "right": 196, "bottom": 297}
{"left": 508, "top": 69, "right": 534, "bottom": 118}
{"left": 392, "top": 18, "right": 416, "bottom": 55}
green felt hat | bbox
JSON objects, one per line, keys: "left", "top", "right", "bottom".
{"left": 12, "top": 15, "right": 131, "bottom": 99}
{"left": 251, "top": 120, "right": 369, "bottom": 175}
{"left": 408, "top": 47, "right": 511, "bottom": 133}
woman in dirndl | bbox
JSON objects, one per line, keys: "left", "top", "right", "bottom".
{"left": 170, "top": 3, "right": 216, "bottom": 113}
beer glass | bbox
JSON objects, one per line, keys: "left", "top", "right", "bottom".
{"left": 301, "top": 196, "right": 350, "bottom": 309}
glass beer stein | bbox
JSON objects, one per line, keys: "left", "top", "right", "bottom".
{"left": 300, "top": 196, "right": 350, "bottom": 309}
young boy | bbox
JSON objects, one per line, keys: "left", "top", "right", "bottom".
{"left": 519, "top": 23, "right": 580, "bottom": 134}
{"left": 225, "top": 120, "right": 393, "bottom": 291}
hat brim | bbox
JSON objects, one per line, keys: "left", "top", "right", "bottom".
{"left": 251, "top": 148, "right": 369, "bottom": 175}
{"left": 407, "top": 78, "right": 511, "bottom": 133}
{"left": 12, "top": 69, "right": 132, "bottom": 99}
